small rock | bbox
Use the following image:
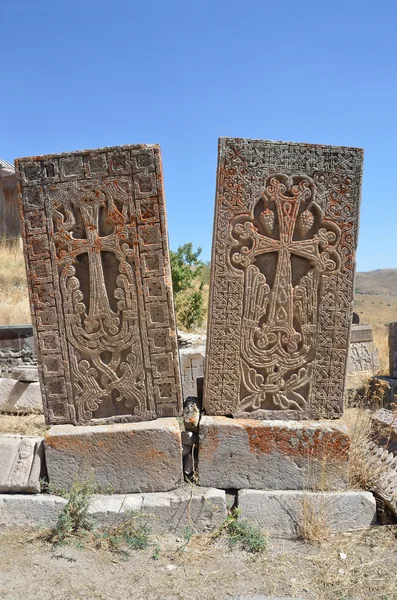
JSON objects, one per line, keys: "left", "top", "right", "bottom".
{"left": 183, "top": 397, "right": 201, "bottom": 432}
{"left": 339, "top": 551, "right": 347, "bottom": 561}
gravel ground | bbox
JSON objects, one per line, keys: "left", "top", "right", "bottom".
{"left": 0, "top": 525, "right": 396, "bottom": 600}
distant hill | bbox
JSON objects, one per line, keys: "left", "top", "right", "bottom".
{"left": 355, "top": 269, "right": 397, "bottom": 296}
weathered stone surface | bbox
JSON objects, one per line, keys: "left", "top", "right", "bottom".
{"left": 199, "top": 416, "right": 349, "bottom": 490}
{"left": 365, "top": 440, "right": 397, "bottom": 518}
{"left": 389, "top": 322, "right": 397, "bottom": 378}
{"left": 0, "top": 158, "right": 20, "bottom": 240}
{"left": 204, "top": 138, "right": 363, "bottom": 420}
{"left": 89, "top": 486, "right": 226, "bottom": 533}
{"left": 0, "top": 436, "right": 44, "bottom": 493}
{"left": 0, "top": 494, "right": 67, "bottom": 527}
{"left": 0, "top": 487, "right": 225, "bottom": 532}
{"left": 238, "top": 490, "right": 377, "bottom": 537}
{"left": 371, "top": 408, "right": 397, "bottom": 451}
{"left": 44, "top": 418, "right": 183, "bottom": 493}
{"left": 179, "top": 346, "right": 206, "bottom": 400}
{"left": 11, "top": 366, "right": 39, "bottom": 382}
{"left": 0, "top": 378, "right": 43, "bottom": 413}
{"left": 347, "top": 325, "right": 379, "bottom": 375}
{"left": 0, "top": 325, "right": 36, "bottom": 378}
{"left": 183, "top": 397, "right": 201, "bottom": 432}
{"left": 350, "top": 324, "right": 373, "bottom": 344}
{"left": 16, "top": 144, "right": 182, "bottom": 425}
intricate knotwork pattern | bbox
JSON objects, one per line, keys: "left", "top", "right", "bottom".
{"left": 17, "top": 145, "right": 182, "bottom": 425}
{"left": 204, "top": 139, "right": 363, "bottom": 419}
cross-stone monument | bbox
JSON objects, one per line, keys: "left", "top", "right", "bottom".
{"left": 204, "top": 138, "right": 363, "bottom": 420}
{"left": 17, "top": 145, "right": 182, "bottom": 426}
{"left": 199, "top": 138, "right": 365, "bottom": 498}
{"left": 0, "top": 158, "right": 20, "bottom": 242}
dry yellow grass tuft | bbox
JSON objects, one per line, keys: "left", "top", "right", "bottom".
{"left": 0, "top": 239, "right": 31, "bottom": 325}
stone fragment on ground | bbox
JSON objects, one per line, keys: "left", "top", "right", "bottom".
{"left": 0, "top": 436, "right": 44, "bottom": 493}
{"left": 199, "top": 416, "right": 350, "bottom": 490}
{"left": 238, "top": 489, "right": 377, "bottom": 537}
{"left": 44, "top": 418, "right": 183, "bottom": 493}
{"left": 363, "top": 408, "right": 397, "bottom": 517}
{"left": 0, "top": 377, "right": 43, "bottom": 413}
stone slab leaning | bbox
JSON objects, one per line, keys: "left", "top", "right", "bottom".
{"left": 44, "top": 418, "right": 183, "bottom": 493}
{"left": 198, "top": 416, "right": 350, "bottom": 490}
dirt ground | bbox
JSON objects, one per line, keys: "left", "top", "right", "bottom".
{"left": 0, "top": 525, "right": 396, "bottom": 600}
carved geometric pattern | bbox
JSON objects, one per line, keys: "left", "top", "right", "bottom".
{"left": 17, "top": 144, "right": 182, "bottom": 425}
{"left": 204, "top": 138, "right": 363, "bottom": 420}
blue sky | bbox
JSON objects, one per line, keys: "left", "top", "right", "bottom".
{"left": 1, "top": 0, "right": 396, "bottom": 271}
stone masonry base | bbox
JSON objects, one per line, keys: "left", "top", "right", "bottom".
{"left": 0, "top": 486, "right": 226, "bottom": 534}
{"left": 238, "top": 490, "right": 377, "bottom": 537}
{"left": 199, "top": 416, "right": 350, "bottom": 490}
{"left": 0, "top": 488, "right": 376, "bottom": 537}
{"left": 44, "top": 418, "right": 183, "bottom": 493}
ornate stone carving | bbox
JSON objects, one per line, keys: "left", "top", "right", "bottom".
{"left": 17, "top": 145, "right": 182, "bottom": 425}
{"left": 204, "top": 138, "right": 363, "bottom": 419}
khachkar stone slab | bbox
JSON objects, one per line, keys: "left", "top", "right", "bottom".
{"left": 389, "top": 323, "right": 397, "bottom": 378}
{"left": 16, "top": 145, "right": 182, "bottom": 425}
{"left": 204, "top": 138, "right": 363, "bottom": 419}
{"left": 0, "top": 436, "right": 44, "bottom": 493}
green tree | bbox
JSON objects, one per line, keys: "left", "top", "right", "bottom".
{"left": 170, "top": 243, "right": 205, "bottom": 331}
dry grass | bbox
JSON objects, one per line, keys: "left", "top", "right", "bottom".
{"left": 0, "top": 239, "right": 30, "bottom": 325}
{"left": 297, "top": 496, "right": 332, "bottom": 544}
{"left": 2, "top": 525, "right": 397, "bottom": 599}
{"left": 0, "top": 413, "right": 48, "bottom": 436}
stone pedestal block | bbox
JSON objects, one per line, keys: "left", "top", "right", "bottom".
{"left": 89, "top": 486, "right": 226, "bottom": 533}
{"left": 199, "top": 416, "right": 350, "bottom": 490}
{"left": 44, "top": 418, "right": 183, "bottom": 493}
{"left": 0, "top": 436, "right": 44, "bottom": 493}
{"left": 0, "top": 495, "right": 67, "bottom": 527}
{"left": 0, "top": 378, "right": 43, "bottom": 413}
{"left": 238, "top": 490, "right": 377, "bottom": 537}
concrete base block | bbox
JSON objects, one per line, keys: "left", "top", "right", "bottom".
{"left": 0, "top": 436, "right": 44, "bottom": 493}
{"left": 0, "top": 495, "right": 67, "bottom": 527}
{"left": 44, "top": 418, "right": 183, "bottom": 493}
{"left": 238, "top": 489, "right": 377, "bottom": 537}
{"left": 199, "top": 416, "right": 349, "bottom": 490}
{"left": 0, "top": 378, "right": 43, "bottom": 413}
{"left": 89, "top": 486, "right": 226, "bottom": 533}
